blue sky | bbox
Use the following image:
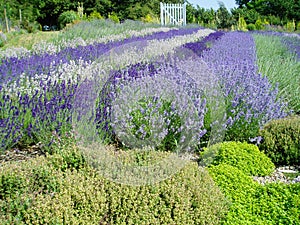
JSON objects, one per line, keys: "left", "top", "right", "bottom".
{"left": 188, "top": 0, "right": 238, "bottom": 10}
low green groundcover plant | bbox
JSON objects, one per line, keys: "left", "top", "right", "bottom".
{"left": 209, "top": 164, "right": 300, "bottom": 225}
{"left": 258, "top": 115, "right": 300, "bottom": 166}
{"left": 200, "top": 141, "right": 275, "bottom": 176}
{"left": 0, "top": 147, "right": 229, "bottom": 225}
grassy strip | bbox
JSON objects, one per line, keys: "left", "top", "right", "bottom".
{"left": 253, "top": 34, "right": 300, "bottom": 114}
{"left": 1, "top": 31, "right": 59, "bottom": 50}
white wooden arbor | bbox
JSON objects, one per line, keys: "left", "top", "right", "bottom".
{"left": 160, "top": 2, "right": 187, "bottom": 26}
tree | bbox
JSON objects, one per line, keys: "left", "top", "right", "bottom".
{"left": 216, "top": 2, "right": 233, "bottom": 29}
{"left": 231, "top": 7, "right": 260, "bottom": 24}
{"left": 235, "top": 0, "right": 251, "bottom": 8}
{"left": 186, "top": 2, "right": 196, "bottom": 23}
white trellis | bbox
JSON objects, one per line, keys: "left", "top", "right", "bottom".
{"left": 160, "top": 2, "right": 186, "bottom": 26}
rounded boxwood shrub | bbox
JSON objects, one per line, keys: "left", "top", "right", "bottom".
{"left": 258, "top": 115, "right": 300, "bottom": 166}
{"left": 201, "top": 141, "right": 275, "bottom": 176}
{"left": 0, "top": 150, "right": 229, "bottom": 224}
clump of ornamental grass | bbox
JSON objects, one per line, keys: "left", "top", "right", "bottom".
{"left": 254, "top": 34, "right": 300, "bottom": 114}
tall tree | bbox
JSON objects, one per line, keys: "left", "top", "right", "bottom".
{"left": 216, "top": 2, "right": 233, "bottom": 28}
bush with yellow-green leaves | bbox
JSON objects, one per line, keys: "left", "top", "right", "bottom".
{"left": 200, "top": 141, "right": 275, "bottom": 176}
{"left": 0, "top": 147, "right": 229, "bottom": 225}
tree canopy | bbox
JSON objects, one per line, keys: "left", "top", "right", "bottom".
{"left": 235, "top": 0, "right": 300, "bottom": 21}
{"left": 0, "top": 0, "right": 299, "bottom": 30}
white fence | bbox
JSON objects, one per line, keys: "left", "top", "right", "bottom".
{"left": 160, "top": 2, "right": 186, "bottom": 26}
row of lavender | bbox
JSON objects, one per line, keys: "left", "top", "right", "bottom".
{"left": 0, "top": 30, "right": 289, "bottom": 152}
{"left": 199, "top": 32, "right": 288, "bottom": 141}
{"left": 1, "top": 28, "right": 214, "bottom": 98}
{"left": 0, "top": 27, "right": 213, "bottom": 151}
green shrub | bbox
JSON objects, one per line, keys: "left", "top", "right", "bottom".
{"left": 255, "top": 18, "right": 264, "bottom": 30}
{"left": 58, "top": 10, "right": 79, "bottom": 29}
{"left": 141, "top": 14, "right": 159, "bottom": 24}
{"left": 285, "top": 20, "right": 296, "bottom": 32}
{"left": 100, "top": 163, "right": 229, "bottom": 225}
{"left": 20, "top": 20, "right": 39, "bottom": 33}
{"left": 0, "top": 171, "right": 27, "bottom": 200}
{"left": 237, "top": 16, "right": 247, "bottom": 31}
{"left": 268, "top": 15, "right": 281, "bottom": 26}
{"left": 252, "top": 183, "right": 300, "bottom": 224}
{"left": 208, "top": 164, "right": 258, "bottom": 201}
{"left": 108, "top": 12, "right": 120, "bottom": 23}
{"left": 201, "top": 141, "right": 275, "bottom": 176}
{"left": 247, "top": 23, "right": 256, "bottom": 31}
{"left": 209, "top": 164, "right": 300, "bottom": 225}
{"left": 48, "top": 145, "right": 86, "bottom": 171}
{"left": 0, "top": 151, "right": 229, "bottom": 224}
{"left": 258, "top": 116, "right": 300, "bottom": 166}
{"left": 88, "top": 11, "right": 103, "bottom": 20}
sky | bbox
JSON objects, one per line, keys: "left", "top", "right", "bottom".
{"left": 188, "top": 0, "right": 238, "bottom": 10}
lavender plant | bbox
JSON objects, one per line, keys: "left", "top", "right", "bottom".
{"left": 95, "top": 60, "right": 205, "bottom": 152}
{"left": 0, "top": 80, "right": 76, "bottom": 153}
{"left": 197, "top": 32, "right": 289, "bottom": 141}
{"left": 183, "top": 31, "right": 225, "bottom": 56}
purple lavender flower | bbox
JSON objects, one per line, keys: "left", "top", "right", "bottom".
{"left": 195, "top": 31, "right": 289, "bottom": 141}
{"left": 0, "top": 79, "right": 77, "bottom": 152}
{"left": 95, "top": 55, "right": 208, "bottom": 152}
